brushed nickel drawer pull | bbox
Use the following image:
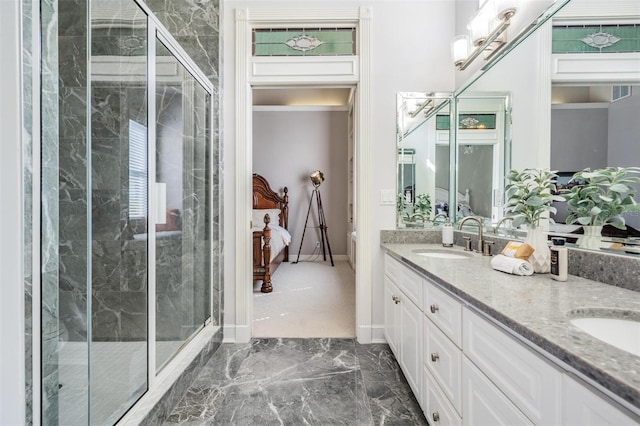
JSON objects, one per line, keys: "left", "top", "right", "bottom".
{"left": 430, "top": 304, "right": 439, "bottom": 314}
{"left": 431, "top": 352, "right": 440, "bottom": 362}
{"left": 432, "top": 411, "right": 440, "bottom": 422}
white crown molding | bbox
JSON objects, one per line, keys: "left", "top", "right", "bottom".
{"left": 554, "top": 0, "right": 640, "bottom": 21}
{"left": 253, "top": 105, "right": 349, "bottom": 112}
{"left": 552, "top": 102, "right": 610, "bottom": 109}
{"left": 552, "top": 53, "right": 640, "bottom": 84}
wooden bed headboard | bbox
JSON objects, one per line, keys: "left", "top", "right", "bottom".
{"left": 252, "top": 173, "right": 289, "bottom": 229}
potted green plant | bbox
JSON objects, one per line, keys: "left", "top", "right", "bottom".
{"left": 504, "top": 168, "right": 564, "bottom": 273}
{"left": 562, "top": 167, "right": 640, "bottom": 248}
{"left": 414, "top": 193, "right": 432, "bottom": 219}
{"left": 397, "top": 193, "right": 407, "bottom": 227}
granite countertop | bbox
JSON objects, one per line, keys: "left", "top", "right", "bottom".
{"left": 382, "top": 243, "right": 640, "bottom": 413}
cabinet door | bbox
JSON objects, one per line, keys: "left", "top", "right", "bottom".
{"left": 564, "top": 375, "right": 639, "bottom": 426}
{"left": 384, "top": 276, "right": 400, "bottom": 356}
{"left": 462, "top": 357, "right": 533, "bottom": 426}
{"left": 424, "top": 316, "right": 462, "bottom": 414}
{"left": 424, "top": 279, "right": 462, "bottom": 348}
{"left": 463, "top": 307, "right": 562, "bottom": 425}
{"left": 400, "top": 294, "right": 423, "bottom": 399}
{"left": 423, "top": 365, "right": 462, "bottom": 426}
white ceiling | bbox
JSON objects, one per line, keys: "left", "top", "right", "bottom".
{"left": 252, "top": 87, "right": 353, "bottom": 106}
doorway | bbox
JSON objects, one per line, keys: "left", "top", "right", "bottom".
{"left": 231, "top": 6, "right": 374, "bottom": 344}
{"left": 251, "top": 87, "right": 356, "bottom": 338}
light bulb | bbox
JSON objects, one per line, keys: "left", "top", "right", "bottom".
{"left": 452, "top": 35, "right": 470, "bottom": 67}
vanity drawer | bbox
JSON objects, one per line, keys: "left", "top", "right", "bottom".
{"left": 385, "top": 254, "right": 423, "bottom": 307}
{"left": 384, "top": 253, "right": 401, "bottom": 283}
{"left": 462, "top": 356, "right": 533, "bottom": 426}
{"left": 423, "top": 365, "right": 462, "bottom": 426}
{"left": 398, "top": 263, "right": 423, "bottom": 308}
{"left": 463, "top": 307, "right": 562, "bottom": 426}
{"left": 424, "top": 279, "right": 462, "bottom": 348}
{"left": 424, "top": 316, "right": 462, "bottom": 415}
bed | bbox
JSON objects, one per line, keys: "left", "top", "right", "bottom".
{"left": 252, "top": 173, "right": 291, "bottom": 293}
{"left": 435, "top": 187, "right": 475, "bottom": 217}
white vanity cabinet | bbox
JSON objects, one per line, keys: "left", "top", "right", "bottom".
{"left": 422, "top": 275, "right": 464, "bottom": 424}
{"left": 564, "top": 374, "right": 638, "bottom": 426}
{"left": 383, "top": 250, "right": 639, "bottom": 426}
{"left": 463, "top": 307, "right": 562, "bottom": 425}
{"left": 384, "top": 254, "right": 423, "bottom": 399}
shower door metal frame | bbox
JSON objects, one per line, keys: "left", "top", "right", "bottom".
{"left": 30, "top": 0, "right": 219, "bottom": 422}
{"left": 128, "top": 0, "right": 218, "bottom": 395}
{"left": 145, "top": 11, "right": 217, "bottom": 379}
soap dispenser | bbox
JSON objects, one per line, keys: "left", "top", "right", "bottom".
{"left": 442, "top": 218, "right": 454, "bottom": 247}
{"left": 550, "top": 237, "right": 568, "bottom": 281}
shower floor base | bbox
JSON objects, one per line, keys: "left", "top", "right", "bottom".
{"left": 57, "top": 341, "right": 181, "bottom": 425}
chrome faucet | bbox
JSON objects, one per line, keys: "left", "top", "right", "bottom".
{"left": 432, "top": 213, "right": 449, "bottom": 223}
{"left": 458, "top": 216, "right": 484, "bottom": 253}
{"left": 494, "top": 216, "right": 514, "bottom": 234}
{"left": 409, "top": 213, "right": 425, "bottom": 222}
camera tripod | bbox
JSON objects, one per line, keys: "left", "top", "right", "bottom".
{"left": 293, "top": 186, "right": 334, "bottom": 266}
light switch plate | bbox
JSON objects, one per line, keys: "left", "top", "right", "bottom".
{"left": 380, "top": 189, "right": 395, "bottom": 205}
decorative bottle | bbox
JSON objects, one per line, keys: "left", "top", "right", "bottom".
{"left": 442, "top": 219, "right": 454, "bottom": 247}
{"left": 550, "top": 237, "right": 568, "bottom": 282}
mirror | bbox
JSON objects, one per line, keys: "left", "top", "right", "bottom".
{"left": 454, "top": 92, "right": 511, "bottom": 223}
{"left": 396, "top": 0, "right": 570, "bottom": 230}
{"left": 396, "top": 0, "right": 640, "bottom": 256}
{"left": 396, "top": 93, "right": 452, "bottom": 227}
{"left": 454, "top": 0, "right": 640, "bottom": 254}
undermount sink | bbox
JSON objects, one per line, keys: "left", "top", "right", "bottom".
{"left": 411, "top": 249, "right": 472, "bottom": 260}
{"left": 569, "top": 309, "right": 640, "bottom": 356}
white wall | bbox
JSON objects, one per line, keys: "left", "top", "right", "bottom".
{"left": 608, "top": 87, "right": 640, "bottom": 230}
{"left": 0, "top": 0, "right": 26, "bottom": 423}
{"left": 551, "top": 107, "right": 609, "bottom": 171}
{"left": 460, "top": 26, "right": 552, "bottom": 170}
{"left": 222, "top": 0, "right": 455, "bottom": 341}
{"left": 253, "top": 109, "right": 349, "bottom": 256}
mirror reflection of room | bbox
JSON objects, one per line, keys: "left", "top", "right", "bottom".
{"left": 396, "top": 0, "right": 640, "bottom": 256}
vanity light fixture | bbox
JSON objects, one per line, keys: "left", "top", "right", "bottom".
{"left": 452, "top": 0, "right": 517, "bottom": 71}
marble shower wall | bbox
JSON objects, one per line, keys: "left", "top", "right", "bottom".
{"left": 41, "top": 0, "right": 63, "bottom": 423}
{"left": 154, "top": 49, "right": 212, "bottom": 370}
{"left": 145, "top": 0, "right": 221, "bottom": 328}
{"left": 22, "top": 0, "right": 34, "bottom": 421}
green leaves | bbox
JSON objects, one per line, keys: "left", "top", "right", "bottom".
{"left": 504, "top": 168, "right": 559, "bottom": 229}
{"left": 414, "top": 193, "right": 432, "bottom": 216}
{"left": 561, "top": 167, "right": 640, "bottom": 228}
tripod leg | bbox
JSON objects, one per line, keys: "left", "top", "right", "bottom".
{"left": 317, "top": 192, "right": 327, "bottom": 261}
{"left": 316, "top": 192, "right": 334, "bottom": 267}
{"left": 293, "top": 189, "right": 315, "bottom": 264}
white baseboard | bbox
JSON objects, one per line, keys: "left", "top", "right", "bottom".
{"left": 292, "top": 254, "right": 349, "bottom": 262}
{"left": 222, "top": 325, "right": 236, "bottom": 343}
{"left": 223, "top": 324, "right": 251, "bottom": 343}
{"left": 371, "top": 325, "right": 386, "bottom": 343}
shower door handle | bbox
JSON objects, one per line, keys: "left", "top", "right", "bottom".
{"left": 155, "top": 182, "right": 166, "bottom": 224}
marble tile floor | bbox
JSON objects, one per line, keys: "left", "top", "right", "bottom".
{"left": 164, "top": 338, "right": 428, "bottom": 425}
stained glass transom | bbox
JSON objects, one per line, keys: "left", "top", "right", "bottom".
{"left": 252, "top": 28, "right": 356, "bottom": 56}
{"left": 436, "top": 114, "right": 497, "bottom": 130}
{"left": 552, "top": 24, "right": 640, "bottom": 54}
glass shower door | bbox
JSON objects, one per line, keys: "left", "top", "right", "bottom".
{"left": 154, "top": 37, "right": 212, "bottom": 370}
{"left": 88, "top": 0, "right": 149, "bottom": 423}
{"left": 40, "top": 0, "right": 150, "bottom": 423}
{"left": 40, "top": 0, "right": 215, "bottom": 423}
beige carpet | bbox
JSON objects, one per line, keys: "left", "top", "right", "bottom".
{"left": 252, "top": 260, "right": 356, "bottom": 338}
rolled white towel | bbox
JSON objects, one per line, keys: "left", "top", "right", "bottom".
{"left": 490, "top": 254, "right": 534, "bottom": 276}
